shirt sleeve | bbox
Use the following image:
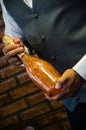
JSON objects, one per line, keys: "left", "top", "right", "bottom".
{"left": 1, "top": 0, "right": 30, "bottom": 54}
{"left": 1, "top": 0, "right": 25, "bottom": 39}
{"left": 72, "top": 55, "right": 86, "bottom": 80}
{"left": 0, "top": 0, "right": 30, "bottom": 67}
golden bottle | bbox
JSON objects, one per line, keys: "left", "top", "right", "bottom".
{"left": 3, "top": 35, "right": 61, "bottom": 97}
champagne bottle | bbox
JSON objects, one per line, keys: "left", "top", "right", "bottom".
{"left": 2, "top": 35, "right": 61, "bottom": 97}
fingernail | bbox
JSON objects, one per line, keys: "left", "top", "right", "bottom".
{"left": 55, "top": 81, "right": 62, "bottom": 89}
{"left": 19, "top": 47, "right": 24, "bottom": 51}
{"left": 16, "top": 43, "right": 21, "bottom": 47}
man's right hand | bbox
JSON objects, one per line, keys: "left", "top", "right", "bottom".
{"left": 2, "top": 36, "right": 25, "bottom": 65}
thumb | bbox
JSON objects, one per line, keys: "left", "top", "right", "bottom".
{"left": 55, "top": 76, "right": 68, "bottom": 89}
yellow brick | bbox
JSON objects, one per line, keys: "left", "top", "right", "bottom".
{"left": 26, "top": 91, "right": 46, "bottom": 106}
{"left": 10, "top": 82, "right": 39, "bottom": 100}
{"left": 19, "top": 103, "right": 51, "bottom": 121}
{"left": 17, "top": 72, "right": 30, "bottom": 84}
{"left": 0, "top": 115, "right": 19, "bottom": 129}
{"left": 50, "top": 100, "right": 64, "bottom": 109}
{"left": 36, "top": 108, "right": 68, "bottom": 126}
{"left": 0, "top": 94, "right": 10, "bottom": 106}
{"left": 0, "top": 99, "right": 27, "bottom": 119}
{"left": 0, "top": 78, "right": 17, "bottom": 93}
{"left": 0, "top": 65, "right": 25, "bottom": 79}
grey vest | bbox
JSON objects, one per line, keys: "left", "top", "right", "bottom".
{"left": 3, "top": 0, "right": 86, "bottom": 111}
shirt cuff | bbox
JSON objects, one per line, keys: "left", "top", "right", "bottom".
{"left": 72, "top": 55, "right": 86, "bottom": 80}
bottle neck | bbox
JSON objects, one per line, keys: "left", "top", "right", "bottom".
{"left": 18, "top": 52, "right": 32, "bottom": 66}
{"left": 18, "top": 52, "right": 25, "bottom": 59}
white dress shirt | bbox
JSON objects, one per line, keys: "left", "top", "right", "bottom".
{"left": 0, "top": 0, "right": 86, "bottom": 80}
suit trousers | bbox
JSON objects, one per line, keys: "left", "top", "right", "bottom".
{"left": 66, "top": 103, "right": 86, "bottom": 130}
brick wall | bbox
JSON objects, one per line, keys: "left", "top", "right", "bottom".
{"left": 0, "top": 5, "right": 72, "bottom": 130}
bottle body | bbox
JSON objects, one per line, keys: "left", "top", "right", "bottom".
{"left": 21, "top": 53, "right": 61, "bottom": 97}
{"left": 2, "top": 35, "right": 61, "bottom": 97}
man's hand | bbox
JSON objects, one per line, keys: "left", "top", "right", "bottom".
{"left": 2, "top": 36, "right": 24, "bottom": 65}
{"left": 45, "top": 69, "right": 84, "bottom": 101}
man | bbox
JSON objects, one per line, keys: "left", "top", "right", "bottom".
{"left": 0, "top": 0, "right": 86, "bottom": 129}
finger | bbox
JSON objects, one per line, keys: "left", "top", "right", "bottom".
{"left": 44, "top": 93, "right": 58, "bottom": 100}
{"left": 3, "top": 43, "right": 21, "bottom": 55}
{"left": 56, "top": 69, "right": 74, "bottom": 85}
{"left": 55, "top": 76, "right": 69, "bottom": 89}
{"left": 4, "top": 47, "right": 24, "bottom": 58}
{"left": 57, "top": 92, "right": 72, "bottom": 100}
{"left": 13, "top": 38, "right": 20, "bottom": 43}
{"left": 13, "top": 38, "right": 24, "bottom": 47}
{"left": 55, "top": 83, "right": 70, "bottom": 100}
{"left": 55, "top": 81, "right": 64, "bottom": 89}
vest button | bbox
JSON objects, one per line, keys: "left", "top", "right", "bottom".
{"left": 51, "top": 56, "right": 56, "bottom": 61}
{"left": 34, "top": 13, "right": 39, "bottom": 19}
{"left": 41, "top": 35, "right": 46, "bottom": 41}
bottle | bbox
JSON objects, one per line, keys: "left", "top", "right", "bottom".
{"left": 2, "top": 35, "right": 61, "bottom": 97}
